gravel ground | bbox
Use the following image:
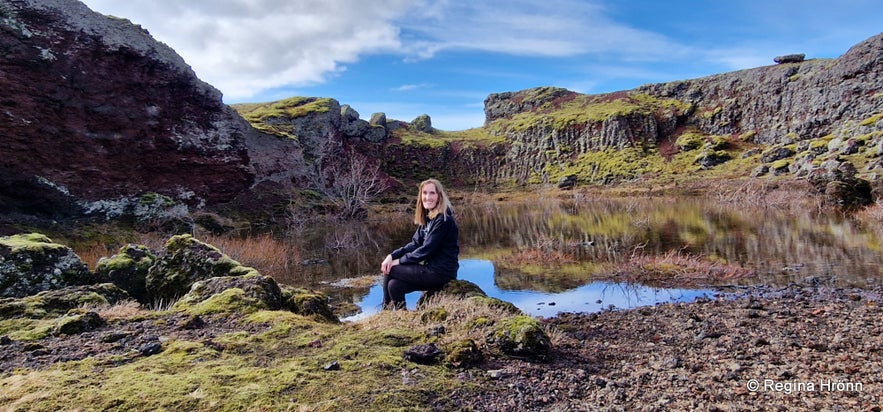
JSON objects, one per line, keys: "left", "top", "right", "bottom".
{"left": 437, "top": 281, "right": 883, "bottom": 411}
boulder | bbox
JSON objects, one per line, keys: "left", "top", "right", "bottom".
{"left": 760, "top": 146, "right": 795, "bottom": 163}
{"left": 694, "top": 150, "right": 732, "bottom": 169}
{"left": 54, "top": 309, "right": 104, "bottom": 336}
{"left": 146, "top": 234, "right": 259, "bottom": 302}
{"left": 444, "top": 338, "right": 484, "bottom": 367}
{"left": 807, "top": 160, "right": 873, "bottom": 207}
{"left": 403, "top": 343, "right": 443, "bottom": 364}
{"left": 281, "top": 285, "right": 338, "bottom": 322}
{"left": 172, "top": 273, "right": 283, "bottom": 315}
{"left": 0, "top": 233, "right": 96, "bottom": 298}
{"left": 774, "top": 53, "right": 806, "bottom": 64}
{"left": 369, "top": 112, "right": 387, "bottom": 128}
{"left": 95, "top": 244, "right": 157, "bottom": 303}
{"left": 412, "top": 114, "right": 433, "bottom": 133}
{"left": 557, "top": 175, "right": 577, "bottom": 190}
{"left": 490, "top": 315, "right": 551, "bottom": 359}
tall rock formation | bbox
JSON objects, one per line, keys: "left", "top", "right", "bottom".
{"left": 0, "top": 0, "right": 305, "bottom": 223}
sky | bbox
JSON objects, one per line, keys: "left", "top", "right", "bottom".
{"left": 79, "top": 0, "right": 883, "bottom": 131}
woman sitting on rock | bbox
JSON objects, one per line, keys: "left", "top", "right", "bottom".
{"left": 380, "top": 178, "right": 460, "bottom": 310}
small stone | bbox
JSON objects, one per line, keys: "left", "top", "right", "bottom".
{"left": 0, "top": 335, "right": 12, "bottom": 345}
{"left": 139, "top": 341, "right": 163, "bottom": 356}
{"left": 404, "top": 343, "right": 442, "bottom": 364}
{"left": 487, "top": 369, "right": 507, "bottom": 379}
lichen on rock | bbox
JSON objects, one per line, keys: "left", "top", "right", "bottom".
{"left": 0, "top": 233, "right": 95, "bottom": 298}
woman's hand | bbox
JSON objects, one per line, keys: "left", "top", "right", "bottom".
{"left": 381, "top": 254, "right": 398, "bottom": 275}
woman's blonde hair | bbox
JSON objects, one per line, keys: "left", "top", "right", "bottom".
{"left": 413, "top": 178, "right": 453, "bottom": 225}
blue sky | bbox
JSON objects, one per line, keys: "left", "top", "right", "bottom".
{"left": 79, "top": 0, "right": 883, "bottom": 131}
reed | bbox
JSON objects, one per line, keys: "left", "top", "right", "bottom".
{"left": 198, "top": 232, "right": 299, "bottom": 279}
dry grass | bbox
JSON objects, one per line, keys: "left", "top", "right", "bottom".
{"left": 357, "top": 293, "right": 565, "bottom": 348}
{"left": 711, "top": 178, "right": 818, "bottom": 211}
{"left": 610, "top": 248, "right": 756, "bottom": 287}
{"left": 84, "top": 300, "right": 150, "bottom": 321}
{"left": 855, "top": 200, "right": 883, "bottom": 222}
{"left": 197, "top": 233, "right": 300, "bottom": 279}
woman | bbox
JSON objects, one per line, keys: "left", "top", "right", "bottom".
{"left": 380, "top": 178, "right": 459, "bottom": 309}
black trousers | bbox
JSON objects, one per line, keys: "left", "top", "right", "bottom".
{"left": 382, "top": 264, "right": 452, "bottom": 309}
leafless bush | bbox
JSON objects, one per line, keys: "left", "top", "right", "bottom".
{"left": 312, "top": 153, "right": 388, "bottom": 219}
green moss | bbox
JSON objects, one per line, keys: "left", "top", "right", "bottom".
{"left": 771, "top": 159, "right": 791, "bottom": 170}
{"left": 676, "top": 131, "right": 705, "bottom": 151}
{"left": 139, "top": 192, "right": 175, "bottom": 207}
{"left": 420, "top": 307, "right": 449, "bottom": 323}
{"left": 492, "top": 315, "right": 551, "bottom": 358}
{"left": 174, "top": 288, "right": 267, "bottom": 315}
{"left": 860, "top": 112, "right": 883, "bottom": 127}
{"left": 0, "top": 233, "right": 66, "bottom": 254}
{"left": 739, "top": 130, "right": 757, "bottom": 141}
{"left": 490, "top": 92, "right": 688, "bottom": 133}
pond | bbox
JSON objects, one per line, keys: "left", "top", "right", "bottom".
{"left": 276, "top": 195, "right": 883, "bottom": 319}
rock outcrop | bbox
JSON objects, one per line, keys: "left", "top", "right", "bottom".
{"left": 0, "top": 0, "right": 307, "bottom": 223}
{"left": 0, "top": 233, "right": 97, "bottom": 298}
{"left": 145, "top": 234, "right": 259, "bottom": 302}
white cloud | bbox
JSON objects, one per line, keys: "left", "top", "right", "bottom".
{"left": 391, "top": 83, "right": 433, "bottom": 92}
{"left": 81, "top": 0, "right": 415, "bottom": 100}
{"left": 401, "top": 0, "right": 682, "bottom": 58}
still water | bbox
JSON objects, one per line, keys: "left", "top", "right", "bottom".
{"left": 280, "top": 195, "right": 883, "bottom": 318}
{"left": 344, "top": 259, "right": 715, "bottom": 321}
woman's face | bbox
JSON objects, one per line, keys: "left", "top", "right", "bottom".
{"left": 421, "top": 183, "right": 439, "bottom": 211}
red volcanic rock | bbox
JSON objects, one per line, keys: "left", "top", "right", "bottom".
{"left": 0, "top": 0, "right": 300, "bottom": 219}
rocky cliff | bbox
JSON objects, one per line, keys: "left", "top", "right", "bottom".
{"left": 481, "top": 34, "right": 883, "bottom": 186}
{"left": 0, "top": 0, "right": 307, "bottom": 225}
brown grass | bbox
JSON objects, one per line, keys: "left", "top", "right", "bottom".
{"left": 198, "top": 233, "right": 300, "bottom": 279}
{"left": 87, "top": 300, "right": 150, "bottom": 321}
{"left": 609, "top": 249, "right": 756, "bottom": 287}
{"left": 358, "top": 294, "right": 570, "bottom": 348}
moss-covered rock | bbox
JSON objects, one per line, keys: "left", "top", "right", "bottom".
{"left": 281, "top": 285, "right": 338, "bottom": 322}
{"left": 173, "top": 274, "right": 283, "bottom": 315}
{"left": 675, "top": 131, "right": 704, "bottom": 151}
{"left": 95, "top": 244, "right": 156, "bottom": 304}
{"left": 491, "top": 315, "right": 551, "bottom": 359}
{"left": 0, "top": 283, "right": 130, "bottom": 319}
{"left": 0, "top": 233, "right": 96, "bottom": 298}
{"left": 53, "top": 309, "right": 104, "bottom": 335}
{"left": 444, "top": 338, "right": 483, "bottom": 367}
{"left": 420, "top": 307, "right": 449, "bottom": 323}
{"left": 146, "top": 235, "right": 259, "bottom": 302}
{"left": 416, "top": 279, "right": 487, "bottom": 307}
{"left": 467, "top": 296, "right": 523, "bottom": 315}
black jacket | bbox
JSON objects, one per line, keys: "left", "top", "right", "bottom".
{"left": 391, "top": 210, "right": 460, "bottom": 278}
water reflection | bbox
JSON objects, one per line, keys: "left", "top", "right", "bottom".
{"left": 344, "top": 259, "right": 715, "bottom": 321}
{"left": 276, "top": 196, "right": 883, "bottom": 318}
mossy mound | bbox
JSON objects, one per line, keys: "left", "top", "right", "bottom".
{"left": 172, "top": 274, "right": 284, "bottom": 315}
{"left": 0, "top": 233, "right": 96, "bottom": 298}
{"left": 416, "top": 279, "right": 487, "bottom": 307}
{"left": 146, "top": 235, "right": 259, "bottom": 302}
{"left": 53, "top": 309, "right": 104, "bottom": 336}
{"left": 0, "top": 283, "right": 130, "bottom": 319}
{"left": 491, "top": 315, "right": 552, "bottom": 359}
{"left": 95, "top": 244, "right": 156, "bottom": 304}
{"left": 281, "top": 285, "right": 338, "bottom": 323}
